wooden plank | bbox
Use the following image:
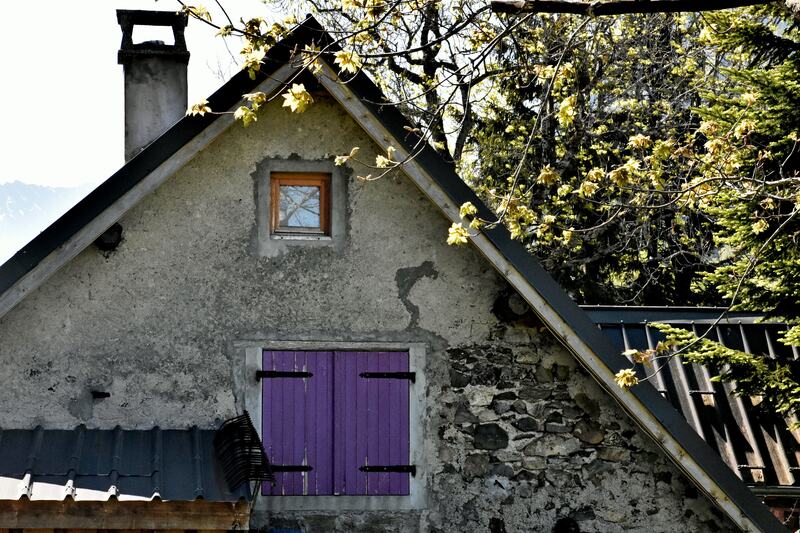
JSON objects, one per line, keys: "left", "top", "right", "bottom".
{"left": 713, "top": 325, "right": 766, "bottom": 485}
{"left": 689, "top": 362, "right": 741, "bottom": 479}
{"left": 0, "top": 500, "right": 248, "bottom": 530}
{"left": 740, "top": 324, "right": 795, "bottom": 486}
{"left": 643, "top": 325, "right": 668, "bottom": 395}
{"left": 757, "top": 415, "right": 794, "bottom": 486}
{"left": 667, "top": 354, "right": 706, "bottom": 441}
{"left": 334, "top": 351, "right": 410, "bottom": 495}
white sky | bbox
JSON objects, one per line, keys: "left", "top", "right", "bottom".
{"left": 0, "top": 0, "right": 278, "bottom": 187}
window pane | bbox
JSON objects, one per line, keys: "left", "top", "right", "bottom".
{"left": 279, "top": 185, "right": 321, "bottom": 228}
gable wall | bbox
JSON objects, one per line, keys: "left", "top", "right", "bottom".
{"left": 0, "top": 95, "right": 736, "bottom": 531}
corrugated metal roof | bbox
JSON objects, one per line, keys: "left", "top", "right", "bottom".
{"left": 584, "top": 306, "right": 800, "bottom": 494}
{"left": 0, "top": 426, "right": 250, "bottom": 502}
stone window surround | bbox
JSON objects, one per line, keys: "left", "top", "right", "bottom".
{"left": 255, "top": 158, "right": 347, "bottom": 257}
{"left": 237, "top": 340, "right": 428, "bottom": 511}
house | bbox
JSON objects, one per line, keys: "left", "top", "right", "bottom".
{"left": 0, "top": 9, "right": 792, "bottom": 532}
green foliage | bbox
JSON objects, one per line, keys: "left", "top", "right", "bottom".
{"left": 690, "top": 6, "right": 800, "bottom": 343}
{"left": 654, "top": 323, "right": 800, "bottom": 416}
{"left": 470, "top": 14, "right": 716, "bottom": 304}
{"left": 610, "top": 8, "right": 800, "bottom": 400}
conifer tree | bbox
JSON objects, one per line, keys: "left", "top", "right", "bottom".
{"left": 616, "top": 6, "right": 800, "bottom": 412}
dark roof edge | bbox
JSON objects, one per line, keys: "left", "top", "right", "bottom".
{"left": 0, "top": 426, "right": 249, "bottom": 503}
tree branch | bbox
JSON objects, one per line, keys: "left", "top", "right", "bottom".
{"left": 491, "top": 0, "right": 776, "bottom": 16}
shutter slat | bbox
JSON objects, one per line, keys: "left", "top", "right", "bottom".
{"left": 350, "top": 351, "right": 362, "bottom": 493}
{"left": 368, "top": 352, "right": 382, "bottom": 493}
{"left": 311, "top": 351, "right": 334, "bottom": 495}
{"left": 374, "top": 352, "right": 385, "bottom": 494}
{"left": 262, "top": 350, "right": 334, "bottom": 496}
{"left": 334, "top": 351, "right": 410, "bottom": 495}
{"left": 393, "top": 352, "right": 410, "bottom": 493}
{"left": 333, "top": 351, "right": 358, "bottom": 494}
{"left": 288, "top": 351, "right": 302, "bottom": 495}
{"left": 294, "top": 351, "right": 306, "bottom": 495}
{"left": 388, "top": 353, "right": 399, "bottom": 495}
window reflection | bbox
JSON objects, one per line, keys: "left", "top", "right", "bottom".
{"left": 279, "top": 185, "right": 321, "bottom": 228}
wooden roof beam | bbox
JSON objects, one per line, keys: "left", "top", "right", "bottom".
{"left": 491, "top": 0, "right": 776, "bottom": 16}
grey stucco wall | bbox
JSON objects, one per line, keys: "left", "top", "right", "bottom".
{"left": 0, "top": 94, "right": 737, "bottom": 531}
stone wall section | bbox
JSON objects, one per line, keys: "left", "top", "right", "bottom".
{"left": 428, "top": 324, "right": 736, "bottom": 532}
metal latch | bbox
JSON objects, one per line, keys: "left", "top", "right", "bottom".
{"left": 359, "top": 372, "right": 416, "bottom": 383}
{"left": 359, "top": 465, "right": 416, "bottom": 476}
{"left": 256, "top": 370, "right": 313, "bottom": 381}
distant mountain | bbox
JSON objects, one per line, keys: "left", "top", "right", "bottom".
{"left": 0, "top": 181, "right": 93, "bottom": 265}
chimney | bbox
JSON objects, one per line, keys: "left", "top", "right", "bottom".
{"left": 117, "top": 10, "right": 190, "bottom": 161}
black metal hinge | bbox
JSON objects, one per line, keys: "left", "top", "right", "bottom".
{"left": 271, "top": 465, "right": 314, "bottom": 472}
{"left": 359, "top": 465, "right": 417, "bottom": 476}
{"left": 256, "top": 370, "right": 313, "bottom": 381}
{"left": 359, "top": 372, "right": 416, "bottom": 383}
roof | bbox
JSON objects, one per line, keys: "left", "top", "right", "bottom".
{"left": 0, "top": 15, "right": 784, "bottom": 532}
{"left": 585, "top": 306, "right": 800, "bottom": 497}
{"left": 0, "top": 426, "right": 249, "bottom": 502}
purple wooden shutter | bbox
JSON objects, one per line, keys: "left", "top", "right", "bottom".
{"left": 261, "top": 350, "right": 334, "bottom": 496}
{"left": 333, "top": 351, "right": 410, "bottom": 495}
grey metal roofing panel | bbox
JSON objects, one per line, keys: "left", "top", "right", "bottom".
{"left": 583, "top": 307, "right": 800, "bottom": 494}
{"left": 0, "top": 426, "right": 249, "bottom": 502}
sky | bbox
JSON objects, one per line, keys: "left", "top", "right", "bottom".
{"left": 0, "top": 0, "right": 276, "bottom": 188}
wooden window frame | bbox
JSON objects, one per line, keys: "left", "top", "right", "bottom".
{"left": 270, "top": 172, "right": 331, "bottom": 236}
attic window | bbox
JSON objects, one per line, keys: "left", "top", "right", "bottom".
{"left": 270, "top": 172, "right": 331, "bottom": 236}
